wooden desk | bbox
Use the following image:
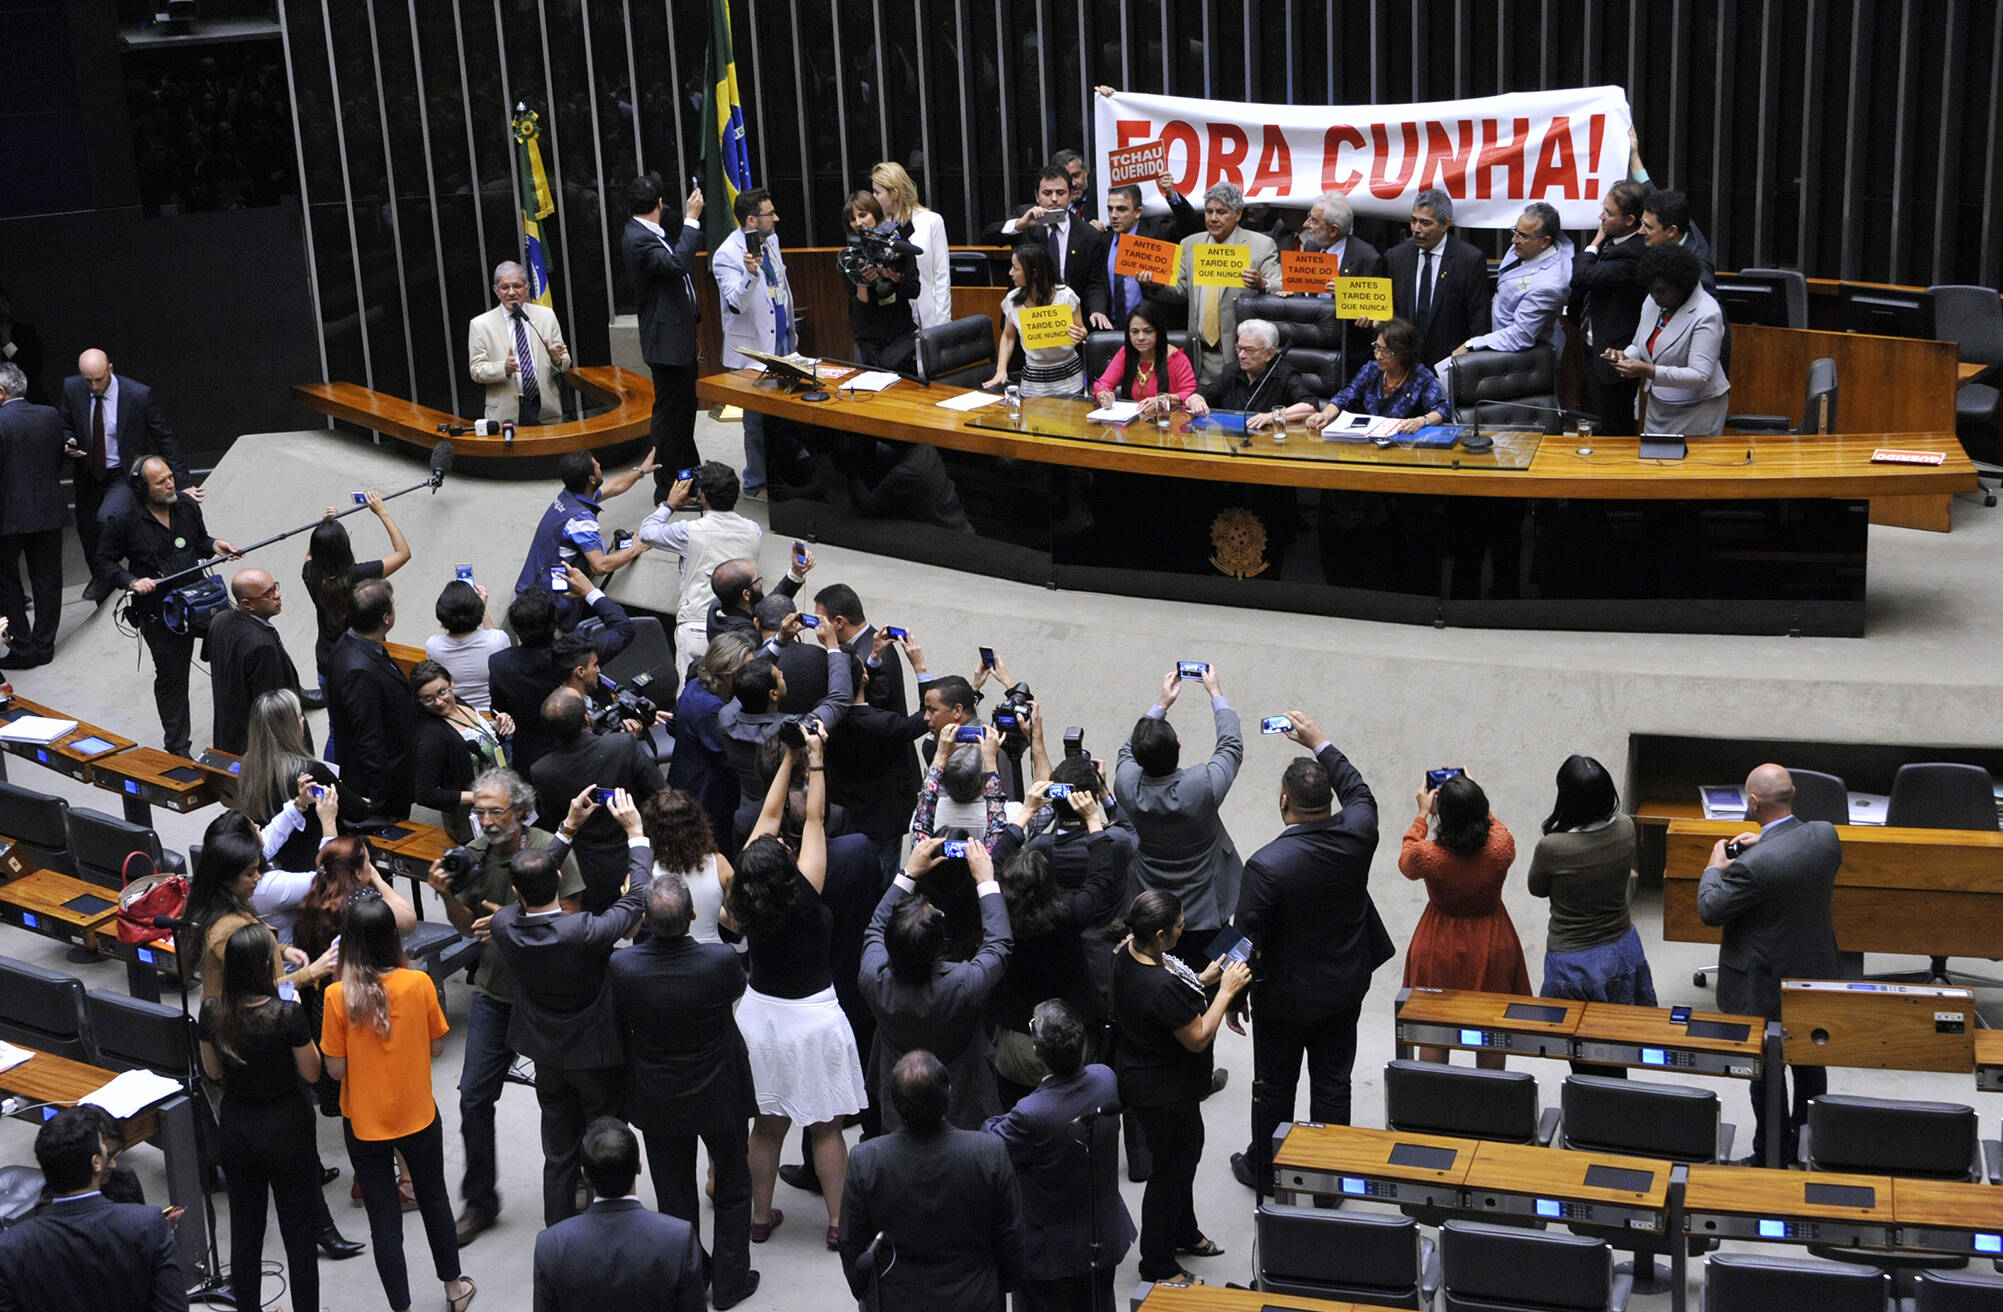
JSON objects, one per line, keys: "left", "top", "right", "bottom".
{"left": 1779, "top": 980, "right": 1975, "bottom": 1072}
{"left": 1662, "top": 818, "right": 2003, "bottom": 957}
{"left": 0, "top": 1047, "right": 160, "bottom": 1154}
{"left": 0, "top": 868, "right": 118, "bottom": 947}
{"left": 1975, "top": 1031, "right": 2003, "bottom": 1092}
{"left": 293, "top": 364, "right": 653, "bottom": 459}
{"left": 1891, "top": 1178, "right": 2003, "bottom": 1256}
{"left": 1572, "top": 1002, "right": 1765, "bottom": 1078}
{"left": 1269, "top": 1122, "right": 1472, "bottom": 1210}
{"left": 1465, "top": 1139, "right": 1670, "bottom": 1232}
{"left": 0, "top": 696, "right": 134, "bottom": 783}
{"left": 0, "top": 831, "right": 37, "bottom": 881}
{"left": 1393, "top": 988, "right": 1584, "bottom": 1060}
{"left": 385, "top": 641, "right": 427, "bottom": 678}
{"left": 87, "top": 745, "right": 218, "bottom": 826}
{"left": 371, "top": 821, "right": 455, "bottom": 917}
{"left": 1961, "top": 361, "right": 1990, "bottom": 386}
{"left": 1136, "top": 1284, "right": 1359, "bottom": 1312}
{"left": 1683, "top": 1164, "right": 1895, "bottom": 1247}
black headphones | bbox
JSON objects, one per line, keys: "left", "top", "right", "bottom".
{"left": 128, "top": 455, "right": 160, "bottom": 494}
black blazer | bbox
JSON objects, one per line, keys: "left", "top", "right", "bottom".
{"left": 529, "top": 731, "right": 665, "bottom": 911}
{"left": 58, "top": 374, "right": 188, "bottom": 484}
{"left": 838, "top": 1125, "right": 1024, "bottom": 1311}
{"left": 409, "top": 711, "right": 478, "bottom": 818}
{"left": 846, "top": 624, "right": 907, "bottom": 714}
{"left": 488, "top": 590, "right": 631, "bottom": 779}
{"left": 825, "top": 702, "right": 926, "bottom": 849}
{"left": 532, "top": 1196, "right": 706, "bottom": 1312}
{"left": 1235, "top": 741, "right": 1394, "bottom": 1024}
{"left": 622, "top": 217, "right": 704, "bottom": 367}
{"left": 326, "top": 632, "right": 414, "bottom": 818}
{"left": 202, "top": 607, "right": 302, "bottom": 756}
{"left": 1697, "top": 814, "right": 1842, "bottom": 1018}
{"left": 489, "top": 838, "right": 651, "bottom": 1070}
{"left": 980, "top": 1063, "right": 1134, "bottom": 1275}
{"left": 1568, "top": 233, "right": 1647, "bottom": 353}
{"left": 606, "top": 934, "right": 755, "bottom": 1136}
{"left": 0, "top": 1192, "right": 186, "bottom": 1312}
{"left": 775, "top": 637, "right": 830, "bottom": 713}
{"left": 0, "top": 399, "right": 67, "bottom": 536}
{"left": 1383, "top": 234, "right": 1495, "bottom": 365}
{"left": 1006, "top": 209, "right": 1109, "bottom": 321}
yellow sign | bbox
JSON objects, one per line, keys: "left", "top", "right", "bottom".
{"left": 1335, "top": 276, "right": 1394, "bottom": 321}
{"left": 1017, "top": 302, "right": 1076, "bottom": 351}
{"left": 1192, "top": 242, "right": 1249, "bottom": 287}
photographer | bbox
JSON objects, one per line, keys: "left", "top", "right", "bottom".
{"left": 716, "top": 620, "right": 851, "bottom": 846}
{"left": 423, "top": 768, "right": 584, "bottom": 1246}
{"left": 93, "top": 454, "right": 239, "bottom": 757}
{"left": 489, "top": 575, "right": 634, "bottom": 779}
{"left": 513, "top": 449, "right": 656, "bottom": 626}
{"left": 751, "top": 593, "right": 830, "bottom": 712}
{"left": 529, "top": 688, "right": 664, "bottom": 913}
{"left": 840, "top": 191, "right": 920, "bottom": 371}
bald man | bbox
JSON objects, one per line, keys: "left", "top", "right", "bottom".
{"left": 702, "top": 547, "right": 811, "bottom": 648}
{"left": 469, "top": 261, "right": 570, "bottom": 425}
{"left": 204, "top": 566, "right": 305, "bottom": 755}
{"left": 1697, "top": 763, "right": 1842, "bottom": 1163}
{"left": 59, "top": 350, "right": 192, "bottom": 601}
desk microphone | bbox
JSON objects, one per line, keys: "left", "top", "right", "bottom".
{"left": 1448, "top": 360, "right": 1489, "bottom": 452}
{"left": 1485, "top": 401, "right": 1604, "bottom": 452}
{"left": 151, "top": 913, "right": 194, "bottom": 931}
{"left": 1237, "top": 344, "right": 1295, "bottom": 442}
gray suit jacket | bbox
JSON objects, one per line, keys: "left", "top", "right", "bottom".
{"left": 1696, "top": 814, "right": 1842, "bottom": 1018}
{"left": 1113, "top": 699, "right": 1245, "bottom": 932}
{"left": 1146, "top": 227, "right": 1282, "bottom": 384}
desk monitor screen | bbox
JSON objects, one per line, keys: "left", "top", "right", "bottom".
{"left": 1198, "top": 411, "right": 1250, "bottom": 435}
{"left": 377, "top": 826, "right": 413, "bottom": 842}
{"left": 1502, "top": 1002, "right": 1568, "bottom": 1024}
{"left": 1583, "top": 1164, "right": 1656, "bottom": 1193}
{"left": 1976, "top": 1233, "right": 2001, "bottom": 1255}
{"left": 123, "top": 780, "right": 139, "bottom": 795}
{"left": 1388, "top": 1142, "right": 1458, "bottom": 1170}
{"left": 1535, "top": 1198, "right": 1563, "bottom": 1218}
{"left": 162, "top": 766, "right": 203, "bottom": 784}
{"left": 1715, "top": 279, "right": 1794, "bottom": 328}
{"left": 1459, "top": 1028, "right": 1487, "bottom": 1047}
{"left": 1758, "top": 1219, "right": 1792, "bottom": 1239}
{"left": 1639, "top": 1047, "right": 1668, "bottom": 1066}
{"left": 1685, "top": 1020, "right": 1752, "bottom": 1042}
{"left": 69, "top": 735, "right": 115, "bottom": 755}
{"left": 61, "top": 893, "right": 113, "bottom": 916}
{"left": 1804, "top": 1182, "right": 1876, "bottom": 1209}
{"left": 19, "top": 912, "right": 38, "bottom": 930}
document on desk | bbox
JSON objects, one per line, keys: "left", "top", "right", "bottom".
{"left": 1320, "top": 411, "right": 1400, "bottom": 441}
{"left": 841, "top": 370, "right": 902, "bottom": 392}
{"left": 1086, "top": 400, "right": 1142, "bottom": 425}
{"left": 0, "top": 1041, "right": 33, "bottom": 1074}
{"left": 936, "top": 391, "right": 1003, "bottom": 411}
{"left": 0, "top": 716, "right": 77, "bottom": 744}
{"left": 81, "top": 1068, "right": 182, "bottom": 1118}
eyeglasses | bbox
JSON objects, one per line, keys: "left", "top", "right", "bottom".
{"left": 470, "top": 805, "right": 517, "bottom": 819}
{"left": 1511, "top": 228, "right": 1543, "bottom": 241}
{"left": 252, "top": 582, "right": 280, "bottom": 600}
{"left": 1371, "top": 343, "right": 1392, "bottom": 356}
{"left": 416, "top": 688, "right": 454, "bottom": 706}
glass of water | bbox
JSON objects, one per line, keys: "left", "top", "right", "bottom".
{"left": 1004, "top": 384, "right": 1021, "bottom": 421}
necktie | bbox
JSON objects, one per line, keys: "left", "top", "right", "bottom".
{"left": 1107, "top": 236, "right": 1124, "bottom": 320}
{"left": 1049, "top": 224, "right": 1063, "bottom": 274}
{"left": 511, "top": 309, "right": 540, "bottom": 416}
{"left": 1199, "top": 242, "right": 1222, "bottom": 347}
{"left": 1416, "top": 249, "right": 1435, "bottom": 328}
{"left": 91, "top": 393, "right": 108, "bottom": 475}
{"left": 759, "top": 238, "right": 792, "bottom": 354}
{"left": 1646, "top": 312, "right": 1670, "bottom": 354}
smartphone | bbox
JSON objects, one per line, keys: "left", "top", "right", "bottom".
{"left": 884, "top": 626, "right": 909, "bottom": 641}
{"left": 677, "top": 467, "right": 696, "bottom": 482}
{"left": 690, "top": 175, "right": 701, "bottom": 192}
{"left": 1426, "top": 767, "right": 1464, "bottom": 790}
{"left": 954, "top": 726, "right": 984, "bottom": 742}
{"left": 1259, "top": 716, "right": 1292, "bottom": 735}
{"left": 798, "top": 614, "right": 821, "bottom": 628}
{"left": 1046, "top": 783, "right": 1073, "bottom": 800}
{"left": 1208, "top": 924, "right": 1254, "bottom": 967}
{"left": 979, "top": 647, "right": 997, "bottom": 669}
{"left": 549, "top": 565, "right": 569, "bottom": 593}
{"left": 352, "top": 491, "right": 368, "bottom": 505}
{"left": 592, "top": 787, "right": 616, "bottom": 804}
{"left": 455, "top": 563, "right": 474, "bottom": 582}
{"left": 792, "top": 539, "right": 809, "bottom": 567}
{"left": 1177, "top": 661, "right": 1209, "bottom": 678}
{"left": 1670, "top": 1005, "right": 1693, "bottom": 1024}
{"left": 307, "top": 784, "right": 326, "bottom": 800}
{"left": 941, "top": 840, "right": 969, "bottom": 859}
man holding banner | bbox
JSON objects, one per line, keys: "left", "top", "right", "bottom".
{"left": 1142, "top": 182, "right": 1280, "bottom": 387}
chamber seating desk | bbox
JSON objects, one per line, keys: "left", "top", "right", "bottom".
{"left": 0, "top": 865, "right": 118, "bottom": 949}
{"left": 1572, "top": 1002, "right": 1765, "bottom": 1078}
{"left": 86, "top": 745, "right": 218, "bottom": 827}
{"left": 1131, "top": 1284, "right": 1362, "bottom": 1312}
{"left": 1684, "top": 1164, "right": 1896, "bottom": 1248}
{"left": 1392, "top": 987, "right": 1584, "bottom": 1059}
{"left": 1975, "top": 1032, "right": 2003, "bottom": 1092}
{"left": 0, "top": 695, "right": 133, "bottom": 784}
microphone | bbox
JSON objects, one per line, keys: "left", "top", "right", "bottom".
{"left": 429, "top": 439, "right": 455, "bottom": 489}
{"left": 1485, "top": 400, "right": 1602, "bottom": 437}
{"left": 1238, "top": 343, "right": 1295, "bottom": 428}
{"left": 151, "top": 914, "right": 193, "bottom": 931}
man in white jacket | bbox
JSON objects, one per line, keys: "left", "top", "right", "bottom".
{"left": 468, "top": 261, "right": 570, "bottom": 424}
{"left": 714, "top": 188, "right": 812, "bottom": 497}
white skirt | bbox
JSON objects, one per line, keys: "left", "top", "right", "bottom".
{"left": 735, "top": 984, "right": 868, "bottom": 1125}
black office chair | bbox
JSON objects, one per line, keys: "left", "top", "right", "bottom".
{"left": 1234, "top": 293, "right": 1341, "bottom": 347}
{"left": 1786, "top": 768, "right": 1851, "bottom": 825}
{"left": 0, "top": 1165, "right": 43, "bottom": 1228}
{"left": 65, "top": 808, "right": 185, "bottom": 894}
{"left": 1803, "top": 1094, "right": 1981, "bottom": 1276}
{"left": 1256, "top": 1201, "right": 1440, "bottom": 1308}
{"left": 1385, "top": 1059, "right": 1559, "bottom": 1145}
{"left": 1914, "top": 1268, "right": 2003, "bottom": 1309}
{"left": 913, "top": 314, "right": 997, "bottom": 388}
{"left": 0, "top": 955, "right": 94, "bottom": 1063}
{"left": 1876, "top": 763, "right": 2002, "bottom": 986}
{"left": 1701, "top": 1253, "right": 1890, "bottom": 1312}
{"left": 1559, "top": 1075, "right": 1734, "bottom": 1289}
{"left": 1438, "top": 1219, "right": 1632, "bottom": 1311}
{"left": 1079, "top": 328, "right": 1194, "bottom": 386}
{"left": 0, "top": 779, "right": 77, "bottom": 876}
{"left": 1726, "top": 356, "right": 1838, "bottom": 434}
{"left": 85, "top": 989, "right": 196, "bottom": 1078}
{"left": 1443, "top": 347, "right": 1563, "bottom": 432}
{"left": 1930, "top": 284, "right": 2003, "bottom": 507}
{"left": 1738, "top": 267, "right": 1811, "bottom": 329}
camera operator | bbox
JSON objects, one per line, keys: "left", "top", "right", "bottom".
{"left": 93, "top": 454, "right": 238, "bottom": 757}
{"left": 489, "top": 572, "right": 635, "bottom": 780}
{"left": 423, "top": 768, "right": 584, "bottom": 1247}
{"left": 513, "top": 449, "right": 656, "bottom": 628}
{"left": 529, "top": 688, "right": 664, "bottom": 913}
{"left": 839, "top": 191, "right": 921, "bottom": 371}
{"left": 716, "top": 620, "right": 851, "bottom": 847}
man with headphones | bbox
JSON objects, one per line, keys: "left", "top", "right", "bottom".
{"left": 92, "top": 455, "right": 237, "bottom": 757}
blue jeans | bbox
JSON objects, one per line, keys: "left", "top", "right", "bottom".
{"left": 455, "top": 990, "right": 515, "bottom": 1218}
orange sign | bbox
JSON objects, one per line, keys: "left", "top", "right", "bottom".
{"left": 1111, "top": 233, "right": 1180, "bottom": 282}
{"left": 1280, "top": 250, "right": 1341, "bottom": 294}
{"left": 1107, "top": 140, "right": 1169, "bottom": 186}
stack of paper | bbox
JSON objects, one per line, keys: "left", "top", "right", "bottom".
{"left": 936, "top": 391, "right": 1003, "bottom": 412}
{"left": 0, "top": 715, "right": 77, "bottom": 745}
{"left": 0, "top": 1041, "right": 35, "bottom": 1075}
{"left": 1086, "top": 401, "right": 1142, "bottom": 425}
{"left": 1320, "top": 411, "right": 1401, "bottom": 441}
{"left": 841, "top": 371, "right": 902, "bottom": 392}
{"left": 81, "top": 1068, "right": 183, "bottom": 1118}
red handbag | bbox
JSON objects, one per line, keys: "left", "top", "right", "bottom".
{"left": 116, "top": 851, "right": 189, "bottom": 946}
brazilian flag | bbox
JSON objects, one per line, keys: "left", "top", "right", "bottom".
{"left": 512, "top": 104, "right": 556, "bottom": 307}
{"left": 700, "top": 0, "right": 751, "bottom": 250}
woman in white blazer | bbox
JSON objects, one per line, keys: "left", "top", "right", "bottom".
{"left": 870, "top": 161, "right": 953, "bottom": 329}
{"left": 1608, "top": 243, "right": 1731, "bottom": 435}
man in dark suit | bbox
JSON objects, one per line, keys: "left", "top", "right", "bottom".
{"left": 607, "top": 873, "right": 760, "bottom": 1309}
{"left": 489, "top": 792, "right": 653, "bottom": 1226}
{"left": 0, "top": 1107, "right": 188, "bottom": 1312}
{"left": 813, "top": 581, "right": 907, "bottom": 714}
{"left": 529, "top": 688, "right": 664, "bottom": 911}
{"left": 982, "top": 1001, "right": 1134, "bottom": 1312}
{"left": 0, "top": 363, "right": 67, "bottom": 668}
{"left": 1377, "top": 187, "right": 1494, "bottom": 368}
{"left": 826, "top": 652, "right": 927, "bottom": 851}
{"left": 532, "top": 1118, "right": 705, "bottom": 1312}
{"left": 60, "top": 349, "right": 193, "bottom": 600}
{"left": 839, "top": 1051, "right": 1024, "bottom": 1312}
{"left": 1698, "top": 763, "right": 1843, "bottom": 1164}
{"left": 1227, "top": 710, "right": 1394, "bottom": 1193}
{"left": 704, "top": 553, "right": 807, "bottom": 645}
{"left": 326, "top": 578, "right": 414, "bottom": 819}
{"left": 987, "top": 167, "right": 1109, "bottom": 324}
{"left": 489, "top": 582, "right": 635, "bottom": 781}
{"left": 1569, "top": 179, "right": 1652, "bottom": 436}
{"left": 621, "top": 173, "right": 706, "bottom": 490}
{"left": 750, "top": 595, "right": 830, "bottom": 713}
{"left": 203, "top": 567, "right": 305, "bottom": 754}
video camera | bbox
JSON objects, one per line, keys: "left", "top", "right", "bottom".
{"left": 838, "top": 225, "right": 925, "bottom": 288}
{"left": 437, "top": 845, "right": 482, "bottom": 896}
{"left": 589, "top": 671, "right": 659, "bottom": 736}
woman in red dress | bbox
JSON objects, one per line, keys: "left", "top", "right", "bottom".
{"left": 1399, "top": 772, "right": 1531, "bottom": 1067}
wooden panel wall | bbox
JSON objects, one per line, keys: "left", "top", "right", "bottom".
{"left": 1727, "top": 324, "right": 1958, "bottom": 433}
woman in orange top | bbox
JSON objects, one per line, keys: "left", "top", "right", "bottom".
{"left": 1398, "top": 771, "right": 1531, "bottom": 1068}
{"left": 322, "top": 894, "right": 474, "bottom": 1312}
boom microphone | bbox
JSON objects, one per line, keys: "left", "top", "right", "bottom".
{"left": 430, "top": 439, "right": 456, "bottom": 488}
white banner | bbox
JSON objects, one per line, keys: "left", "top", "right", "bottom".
{"left": 1093, "top": 86, "right": 1633, "bottom": 230}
